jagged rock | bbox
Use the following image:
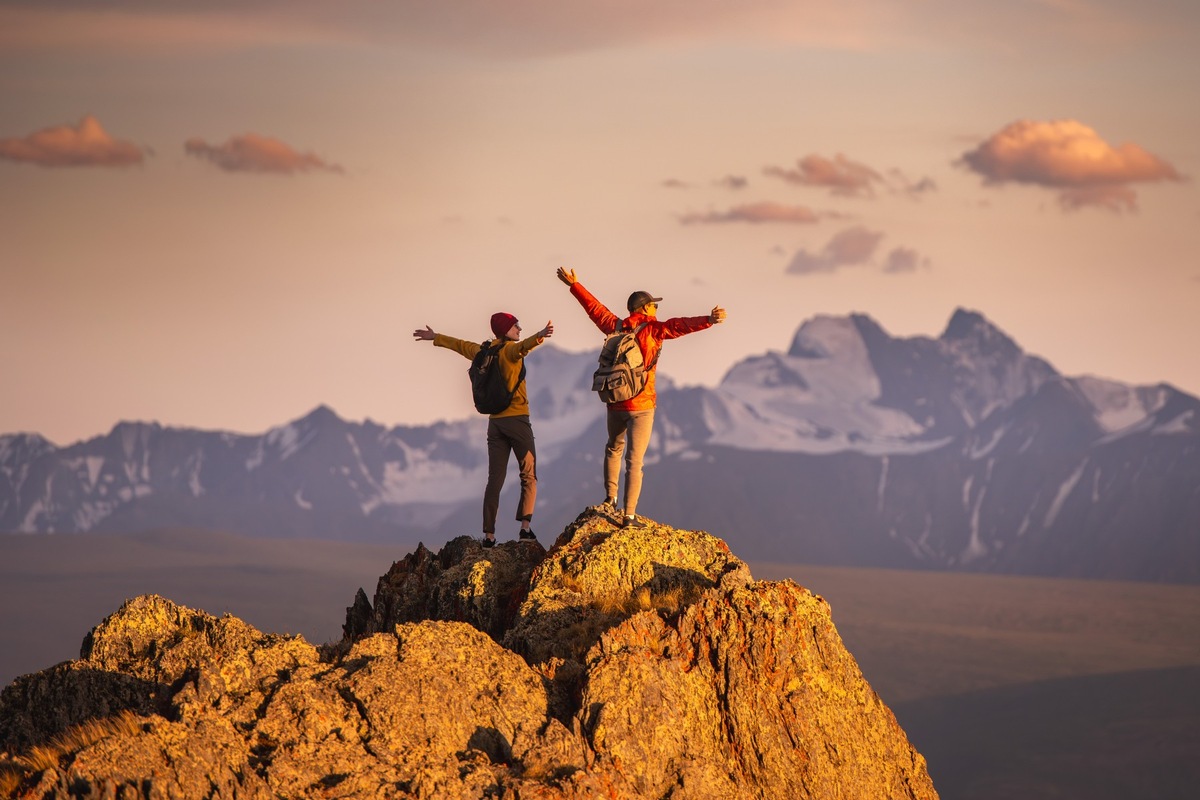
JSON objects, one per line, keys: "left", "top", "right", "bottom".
{"left": 0, "top": 510, "right": 938, "bottom": 799}
{"left": 503, "top": 509, "right": 752, "bottom": 664}
{"left": 344, "top": 535, "right": 547, "bottom": 643}
{"left": 582, "top": 580, "right": 931, "bottom": 798}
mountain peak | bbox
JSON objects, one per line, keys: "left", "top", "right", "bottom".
{"left": 941, "top": 308, "right": 1015, "bottom": 348}
{"left": 788, "top": 313, "right": 878, "bottom": 359}
{"left": 0, "top": 432, "right": 56, "bottom": 463}
{"left": 294, "top": 404, "right": 344, "bottom": 428}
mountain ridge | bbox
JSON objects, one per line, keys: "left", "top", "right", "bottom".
{"left": 3, "top": 308, "right": 1196, "bottom": 582}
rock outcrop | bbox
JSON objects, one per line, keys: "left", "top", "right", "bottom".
{"left": 0, "top": 509, "right": 939, "bottom": 799}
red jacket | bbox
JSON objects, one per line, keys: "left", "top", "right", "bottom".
{"left": 570, "top": 282, "right": 713, "bottom": 411}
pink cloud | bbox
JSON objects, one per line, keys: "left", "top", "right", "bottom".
{"left": 958, "top": 119, "right": 1182, "bottom": 211}
{"left": 4, "top": 2, "right": 1176, "bottom": 59}
{"left": 184, "top": 133, "right": 343, "bottom": 175}
{"left": 681, "top": 202, "right": 824, "bottom": 225}
{"left": 786, "top": 226, "right": 884, "bottom": 274}
{"left": 765, "top": 154, "right": 938, "bottom": 200}
{"left": 765, "top": 154, "right": 884, "bottom": 198}
{"left": 0, "top": 5, "right": 332, "bottom": 56}
{"left": 785, "top": 228, "right": 928, "bottom": 275}
{"left": 0, "top": 115, "right": 146, "bottom": 168}
{"left": 0, "top": 2, "right": 904, "bottom": 58}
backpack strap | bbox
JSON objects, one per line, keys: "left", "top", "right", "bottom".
{"left": 629, "top": 321, "right": 660, "bottom": 373}
{"left": 485, "top": 338, "right": 527, "bottom": 392}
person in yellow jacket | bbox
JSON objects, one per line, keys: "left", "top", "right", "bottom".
{"left": 413, "top": 313, "right": 553, "bottom": 547}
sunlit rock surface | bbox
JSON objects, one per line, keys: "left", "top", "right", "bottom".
{"left": 0, "top": 509, "right": 938, "bottom": 799}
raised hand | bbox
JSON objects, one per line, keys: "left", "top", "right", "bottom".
{"left": 538, "top": 320, "right": 554, "bottom": 340}
{"left": 556, "top": 267, "right": 577, "bottom": 286}
{"left": 413, "top": 325, "right": 436, "bottom": 341}
{"left": 709, "top": 306, "right": 727, "bottom": 324}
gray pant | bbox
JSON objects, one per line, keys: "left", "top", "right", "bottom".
{"left": 483, "top": 415, "right": 537, "bottom": 533}
{"left": 604, "top": 409, "right": 655, "bottom": 517}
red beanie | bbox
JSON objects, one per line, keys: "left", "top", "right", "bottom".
{"left": 490, "top": 312, "right": 517, "bottom": 338}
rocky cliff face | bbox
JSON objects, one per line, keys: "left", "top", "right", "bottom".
{"left": 0, "top": 510, "right": 938, "bottom": 799}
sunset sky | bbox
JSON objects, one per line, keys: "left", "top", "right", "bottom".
{"left": 3, "top": 0, "right": 1198, "bottom": 445}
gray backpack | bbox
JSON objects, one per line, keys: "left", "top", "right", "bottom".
{"left": 592, "top": 323, "right": 656, "bottom": 403}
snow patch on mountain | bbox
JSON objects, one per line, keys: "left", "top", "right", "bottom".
{"left": 710, "top": 316, "right": 938, "bottom": 454}
{"left": 1044, "top": 461, "right": 1087, "bottom": 529}
{"left": 1074, "top": 376, "right": 1166, "bottom": 433}
{"left": 20, "top": 499, "right": 46, "bottom": 532}
{"left": 1155, "top": 410, "right": 1196, "bottom": 435}
{"left": 363, "top": 451, "right": 485, "bottom": 510}
{"left": 264, "top": 422, "right": 308, "bottom": 462}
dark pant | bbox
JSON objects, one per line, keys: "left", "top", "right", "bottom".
{"left": 483, "top": 415, "right": 537, "bottom": 533}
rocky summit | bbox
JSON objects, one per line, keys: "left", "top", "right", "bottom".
{"left": 0, "top": 509, "right": 938, "bottom": 799}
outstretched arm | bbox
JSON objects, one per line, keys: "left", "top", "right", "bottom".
{"left": 417, "top": 327, "right": 480, "bottom": 360}
{"left": 656, "top": 306, "right": 727, "bottom": 340}
{"left": 558, "top": 267, "right": 620, "bottom": 334}
{"left": 513, "top": 320, "right": 555, "bottom": 357}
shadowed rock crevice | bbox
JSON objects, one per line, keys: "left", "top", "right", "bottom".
{"left": 0, "top": 509, "right": 938, "bottom": 799}
{"left": 341, "top": 536, "right": 547, "bottom": 644}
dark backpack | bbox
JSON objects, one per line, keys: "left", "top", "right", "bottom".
{"left": 591, "top": 323, "right": 657, "bottom": 403}
{"left": 469, "top": 340, "right": 525, "bottom": 415}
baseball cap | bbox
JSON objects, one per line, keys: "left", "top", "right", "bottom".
{"left": 626, "top": 291, "right": 663, "bottom": 313}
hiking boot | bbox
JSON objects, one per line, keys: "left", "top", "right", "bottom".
{"left": 482, "top": 535, "right": 496, "bottom": 548}
{"left": 519, "top": 528, "right": 538, "bottom": 541}
{"left": 622, "top": 516, "right": 646, "bottom": 529}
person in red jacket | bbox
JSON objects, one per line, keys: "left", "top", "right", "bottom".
{"left": 557, "top": 267, "right": 726, "bottom": 528}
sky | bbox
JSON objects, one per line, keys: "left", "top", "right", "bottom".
{"left": 2, "top": 0, "right": 1198, "bottom": 446}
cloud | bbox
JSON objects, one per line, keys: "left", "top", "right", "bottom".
{"left": 957, "top": 119, "right": 1183, "bottom": 211}
{"left": 887, "top": 169, "right": 938, "bottom": 199}
{"left": 663, "top": 174, "right": 748, "bottom": 191}
{"left": 0, "top": 2, "right": 911, "bottom": 57}
{"left": 680, "top": 202, "right": 824, "bottom": 225}
{"left": 184, "top": 133, "right": 343, "bottom": 175}
{"left": 3, "top": 1, "right": 1186, "bottom": 58}
{"left": 764, "top": 154, "right": 938, "bottom": 200}
{"left": 785, "top": 227, "right": 929, "bottom": 275}
{"left": 0, "top": 115, "right": 146, "bottom": 168}
{"left": 1057, "top": 185, "right": 1138, "bottom": 214}
{"left": 714, "top": 175, "right": 748, "bottom": 191}
{"left": 786, "top": 226, "right": 884, "bottom": 274}
{"left": 882, "top": 246, "right": 928, "bottom": 273}
{"left": 765, "top": 154, "right": 884, "bottom": 198}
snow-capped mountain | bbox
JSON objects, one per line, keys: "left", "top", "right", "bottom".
{"left": 628, "top": 310, "right": 1199, "bottom": 582}
{"left": 0, "top": 344, "right": 603, "bottom": 541}
{"left": 664, "top": 310, "right": 1060, "bottom": 455}
{"left": 3, "top": 310, "right": 1197, "bottom": 582}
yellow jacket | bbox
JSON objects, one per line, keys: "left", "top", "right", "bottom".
{"left": 434, "top": 332, "right": 546, "bottom": 418}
